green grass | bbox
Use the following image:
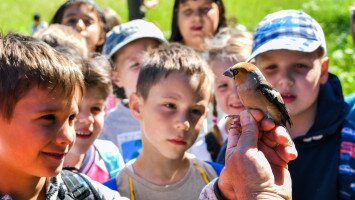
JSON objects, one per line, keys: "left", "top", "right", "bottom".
{"left": 0, "top": 0, "right": 354, "bottom": 95}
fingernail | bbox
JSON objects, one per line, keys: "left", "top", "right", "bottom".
{"left": 286, "top": 146, "right": 298, "bottom": 160}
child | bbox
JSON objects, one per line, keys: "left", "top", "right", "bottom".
{"left": 33, "top": 24, "right": 88, "bottom": 58}
{"left": 170, "top": 0, "right": 227, "bottom": 51}
{"left": 100, "top": 19, "right": 166, "bottom": 162}
{"left": 51, "top": 0, "right": 108, "bottom": 53}
{"left": 64, "top": 54, "right": 125, "bottom": 183}
{"left": 30, "top": 13, "right": 48, "bottom": 35}
{"left": 246, "top": 10, "right": 354, "bottom": 200}
{"left": 204, "top": 27, "right": 253, "bottom": 161}
{"left": 0, "top": 33, "right": 120, "bottom": 199}
{"left": 115, "top": 43, "right": 218, "bottom": 199}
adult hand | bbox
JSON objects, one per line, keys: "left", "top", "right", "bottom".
{"left": 218, "top": 109, "right": 297, "bottom": 200}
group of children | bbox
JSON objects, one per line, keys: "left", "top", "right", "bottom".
{"left": 0, "top": 0, "right": 354, "bottom": 199}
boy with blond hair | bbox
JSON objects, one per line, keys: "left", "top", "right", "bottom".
{"left": 115, "top": 43, "right": 217, "bottom": 199}
{"left": 246, "top": 10, "right": 354, "bottom": 200}
{"left": 0, "top": 33, "right": 121, "bottom": 199}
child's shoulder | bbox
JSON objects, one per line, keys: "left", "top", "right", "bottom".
{"left": 54, "top": 170, "right": 122, "bottom": 199}
{"left": 94, "top": 139, "right": 125, "bottom": 177}
{"left": 187, "top": 155, "right": 220, "bottom": 180}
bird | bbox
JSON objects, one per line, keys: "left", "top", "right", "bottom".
{"left": 223, "top": 62, "right": 292, "bottom": 127}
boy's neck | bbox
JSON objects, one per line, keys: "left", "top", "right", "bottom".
{"left": 0, "top": 165, "right": 47, "bottom": 200}
{"left": 288, "top": 102, "right": 318, "bottom": 139}
{"left": 133, "top": 152, "right": 190, "bottom": 186}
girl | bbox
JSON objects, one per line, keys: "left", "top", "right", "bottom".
{"left": 51, "top": 0, "right": 108, "bottom": 53}
{"left": 170, "top": 0, "right": 226, "bottom": 51}
{"left": 205, "top": 27, "right": 253, "bottom": 161}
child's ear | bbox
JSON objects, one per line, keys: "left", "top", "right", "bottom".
{"left": 320, "top": 57, "right": 329, "bottom": 84}
{"left": 129, "top": 93, "right": 143, "bottom": 120}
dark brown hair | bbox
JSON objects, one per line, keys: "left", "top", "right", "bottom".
{"left": 81, "top": 53, "right": 112, "bottom": 99}
{"left": 0, "top": 33, "right": 84, "bottom": 121}
{"left": 50, "top": 0, "right": 108, "bottom": 53}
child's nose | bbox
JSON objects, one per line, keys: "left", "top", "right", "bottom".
{"left": 56, "top": 123, "right": 75, "bottom": 146}
{"left": 278, "top": 71, "right": 295, "bottom": 88}
{"left": 174, "top": 116, "right": 190, "bottom": 131}
{"left": 75, "top": 19, "right": 86, "bottom": 32}
{"left": 77, "top": 112, "right": 94, "bottom": 125}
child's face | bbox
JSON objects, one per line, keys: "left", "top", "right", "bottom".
{"left": 61, "top": 3, "right": 104, "bottom": 52}
{"left": 210, "top": 58, "right": 244, "bottom": 115}
{"left": 255, "top": 49, "right": 328, "bottom": 117}
{"left": 177, "top": 0, "right": 219, "bottom": 50}
{"left": 72, "top": 88, "right": 105, "bottom": 153}
{"left": 0, "top": 86, "right": 80, "bottom": 177}
{"left": 132, "top": 72, "right": 210, "bottom": 160}
{"left": 111, "top": 38, "right": 160, "bottom": 98}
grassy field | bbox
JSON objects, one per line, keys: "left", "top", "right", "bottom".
{"left": 0, "top": 0, "right": 353, "bottom": 95}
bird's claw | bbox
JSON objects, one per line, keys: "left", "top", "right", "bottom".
{"left": 226, "top": 115, "right": 241, "bottom": 132}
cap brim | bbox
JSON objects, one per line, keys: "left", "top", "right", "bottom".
{"left": 107, "top": 33, "right": 167, "bottom": 58}
{"left": 247, "top": 38, "right": 322, "bottom": 62}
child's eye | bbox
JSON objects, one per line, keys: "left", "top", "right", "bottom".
{"left": 191, "top": 108, "right": 204, "bottom": 116}
{"left": 68, "top": 114, "right": 77, "bottom": 122}
{"left": 294, "top": 63, "right": 309, "bottom": 69}
{"left": 200, "top": 7, "right": 212, "bottom": 16}
{"left": 84, "top": 19, "right": 94, "bottom": 26}
{"left": 181, "top": 9, "right": 193, "bottom": 17}
{"left": 41, "top": 114, "right": 56, "bottom": 122}
{"left": 129, "top": 63, "right": 141, "bottom": 70}
{"left": 91, "top": 106, "right": 103, "bottom": 114}
{"left": 217, "top": 83, "right": 228, "bottom": 89}
{"left": 261, "top": 64, "right": 278, "bottom": 75}
{"left": 163, "top": 103, "right": 176, "bottom": 110}
{"left": 64, "top": 18, "right": 78, "bottom": 26}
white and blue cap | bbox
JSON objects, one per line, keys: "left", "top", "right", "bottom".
{"left": 248, "top": 10, "right": 326, "bottom": 62}
{"left": 103, "top": 19, "right": 167, "bottom": 58}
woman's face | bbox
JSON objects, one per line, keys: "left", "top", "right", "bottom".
{"left": 177, "top": 0, "right": 220, "bottom": 51}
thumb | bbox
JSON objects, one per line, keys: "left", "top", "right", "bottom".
{"left": 237, "top": 110, "right": 259, "bottom": 151}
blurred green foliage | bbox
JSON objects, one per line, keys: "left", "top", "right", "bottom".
{"left": 0, "top": 0, "right": 353, "bottom": 95}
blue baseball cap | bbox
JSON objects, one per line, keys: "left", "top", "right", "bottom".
{"left": 103, "top": 19, "right": 167, "bottom": 58}
{"left": 248, "top": 10, "right": 326, "bottom": 62}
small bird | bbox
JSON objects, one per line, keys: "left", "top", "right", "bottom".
{"left": 224, "top": 62, "right": 292, "bottom": 127}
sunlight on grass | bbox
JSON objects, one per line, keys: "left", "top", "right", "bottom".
{"left": 0, "top": 0, "right": 353, "bottom": 95}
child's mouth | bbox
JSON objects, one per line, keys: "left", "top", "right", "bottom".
{"left": 76, "top": 131, "right": 93, "bottom": 139}
{"left": 281, "top": 93, "right": 296, "bottom": 104}
{"left": 167, "top": 139, "right": 187, "bottom": 145}
{"left": 42, "top": 152, "right": 66, "bottom": 160}
{"left": 191, "top": 26, "right": 203, "bottom": 31}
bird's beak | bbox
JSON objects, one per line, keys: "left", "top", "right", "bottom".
{"left": 223, "top": 68, "right": 234, "bottom": 78}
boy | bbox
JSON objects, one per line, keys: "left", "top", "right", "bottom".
{"left": 247, "top": 10, "right": 354, "bottom": 200}
{"left": 116, "top": 43, "right": 217, "bottom": 199}
{"left": 101, "top": 19, "right": 166, "bottom": 162}
{"left": 0, "top": 33, "right": 121, "bottom": 199}
{"left": 64, "top": 54, "right": 125, "bottom": 183}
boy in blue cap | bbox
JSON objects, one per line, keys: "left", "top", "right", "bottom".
{"left": 242, "top": 10, "right": 353, "bottom": 200}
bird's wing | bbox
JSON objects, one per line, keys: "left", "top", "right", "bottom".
{"left": 257, "top": 83, "right": 292, "bottom": 126}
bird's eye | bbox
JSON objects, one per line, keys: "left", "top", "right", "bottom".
{"left": 232, "top": 69, "right": 239, "bottom": 76}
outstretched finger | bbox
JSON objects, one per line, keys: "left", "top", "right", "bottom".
{"left": 237, "top": 110, "right": 259, "bottom": 151}
{"left": 225, "top": 125, "right": 241, "bottom": 161}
